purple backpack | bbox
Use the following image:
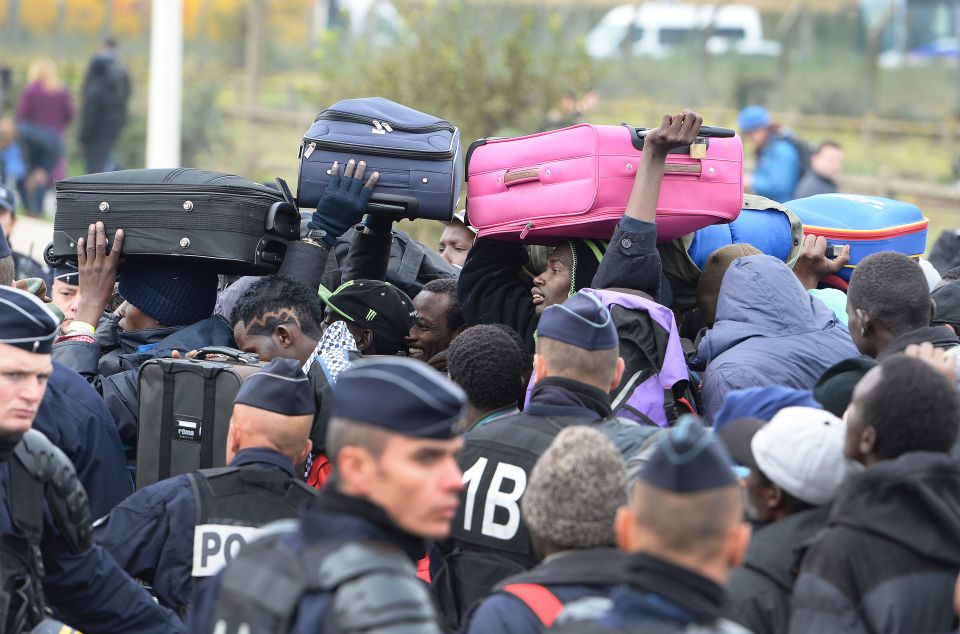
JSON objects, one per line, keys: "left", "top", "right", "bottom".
{"left": 527, "top": 288, "right": 694, "bottom": 427}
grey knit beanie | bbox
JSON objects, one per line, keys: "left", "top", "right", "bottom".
{"left": 522, "top": 426, "right": 627, "bottom": 550}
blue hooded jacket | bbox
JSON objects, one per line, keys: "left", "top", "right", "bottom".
{"left": 752, "top": 134, "right": 801, "bottom": 203}
{"left": 693, "top": 255, "right": 858, "bottom": 422}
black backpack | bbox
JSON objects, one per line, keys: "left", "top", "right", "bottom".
{"left": 322, "top": 227, "right": 456, "bottom": 299}
{"left": 783, "top": 132, "right": 813, "bottom": 182}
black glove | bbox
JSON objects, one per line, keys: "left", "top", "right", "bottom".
{"left": 308, "top": 159, "right": 378, "bottom": 247}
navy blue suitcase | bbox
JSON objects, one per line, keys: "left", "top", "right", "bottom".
{"left": 297, "top": 97, "right": 462, "bottom": 221}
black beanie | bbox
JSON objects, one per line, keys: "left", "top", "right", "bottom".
{"left": 118, "top": 260, "right": 218, "bottom": 327}
{"left": 567, "top": 238, "right": 607, "bottom": 295}
{"left": 932, "top": 281, "right": 960, "bottom": 329}
{"left": 813, "top": 356, "right": 878, "bottom": 418}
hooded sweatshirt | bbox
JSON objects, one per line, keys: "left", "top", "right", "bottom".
{"left": 456, "top": 237, "right": 605, "bottom": 353}
{"left": 790, "top": 451, "right": 960, "bottom": 634}
{"left": 693, "top": 255, "right": 858, "bottom": 422}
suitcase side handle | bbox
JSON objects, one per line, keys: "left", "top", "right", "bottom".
{"left": 503, "top": 168, "right": 540, "bottom": 187}
{"left": 265, "top": 201, "right": 300, "bottom": 240}
{"left": 194, "top": 347, "right": 261, "bottom": 364}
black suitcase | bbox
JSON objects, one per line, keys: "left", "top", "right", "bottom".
{"left": 46, "top": 168, "right": 300, "bottom": 275}
{"left": 136, "top": 348, "right": 263, "bottom": 489}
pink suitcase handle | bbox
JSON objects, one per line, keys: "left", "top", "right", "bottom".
{"left": 504, "top": 167, "right": 541, "bottom": 187}
{"left": 504, "top": 162, "right": 700, "bottom": 188}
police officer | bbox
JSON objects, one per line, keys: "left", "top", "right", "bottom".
{"left": 188, "top": 356, "right": 467, "bottom": 634}
{"left": 0, "top": 286, "right": 184, "bottom": 633}
{"left": 554, "top": 419, "right": 752, "bottom": 634}
{"left": 1, "top": 232, "right": 132, "bottom": 519}
{"left": 433, "top": 291, "right": 655, "bottom": 628}
{"left": 49, "top": 262, "right": 81, "bottom": 320}
{"left": 94, "top": 357, "right": 320, "bottom": 614}
{"left": 463, "top": 426, "right": 629, "bottom": 633}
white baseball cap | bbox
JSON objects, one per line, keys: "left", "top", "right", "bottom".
{"left": 751, "top": 406, "right": 854, "bottom": 506}
{"left": 448, "top": 209, "right": 478, "bottom": 234}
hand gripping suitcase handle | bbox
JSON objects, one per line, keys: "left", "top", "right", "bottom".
{"left": 627, "top": 124, "right": 736, "bottom": 153}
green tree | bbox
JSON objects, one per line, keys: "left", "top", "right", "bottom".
{"left": 311, "top": 1, "right": 597, "bottom": 146}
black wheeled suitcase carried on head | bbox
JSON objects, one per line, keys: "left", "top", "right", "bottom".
{"left": 136, "top": 348, "right": 263, "bottom": 489}
{"left": 47, "top": 168, "right": 300, "bottom": 275}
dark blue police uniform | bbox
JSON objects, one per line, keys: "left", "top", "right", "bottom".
{"left": 96, "top": 357, "right": 319, "bottom": 614}
{"left": 463, "top": 548, "right": 626, "bottom": 634}
{"left": 189, "top": 488, "right": 432, "bottom": 634}
{"left": 95, "top": 447, "right": 300, "bottom": 611}
{"left": 0, "top": 463, "right": 185, "bottom": 633}
{"left": 0, "top": 286, "right": 184, "bottom": 634}
{"left": 189, "top": 357, "right": 467, "bottom": 634}
{"left": 35, "top": 361, "right": 131, "bottom": 518}
{"left": 433, "top": 292, "right": 655, "bottom": 627}
{"left": 551, "top": 420, "right": 750, "bottom": 634}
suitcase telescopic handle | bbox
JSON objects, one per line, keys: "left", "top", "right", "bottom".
{"left": 367, "top": 193, "right": 420, "bottom": 220}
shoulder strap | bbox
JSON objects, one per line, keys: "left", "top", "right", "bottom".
{"left": 12, "top": 430, "right": 92, "bottom": 554}
{"left": 213, "top": 532, "right": 309, "bottom": 634}
{"left": 191, "top": 465, "right": 316, "bottom": 527}
{"left": 7, "top": 447, "right": 45, "bottom": 545}
{"left": 186, "top": 471, "right": 205, "bottom": 526}
{"left": 395, "top": 232, "right": 426, "bottom": 289}
{"left": 501, "top": 583, "right": 564, "bottom": 628}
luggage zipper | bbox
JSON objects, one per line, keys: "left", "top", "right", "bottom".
{"left": 315, "top": 110, "right": 455, "bottom": 134}
{"left": 805, "top": 220, "right": 928, "bottom": 241}
{"left": 300, "top": 136, "right": 456, "bottom": 161}
{"left": 57, "top": 187, "right": 282, "bottom": 202}
{"left": 519, "top": 222, "right": 534, "bottom": 239}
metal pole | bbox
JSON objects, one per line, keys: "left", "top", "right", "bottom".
{"left": 145, "top": 0, "right": 183, "bottom": 168}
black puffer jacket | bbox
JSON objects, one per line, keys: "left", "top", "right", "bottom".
{"left": 789, "top": 451, "right": 960, "bottom": 634}
{"left": 723, "top": 506, "right": 830, "bottom": 634}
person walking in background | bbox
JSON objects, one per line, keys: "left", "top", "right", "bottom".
{"left": 737, "top": 106, "right": 802, "bottom": 203}
{"left": 79, "top": 38, "right": 130, "bottom": 174}
{"left": 792, "top": 141, "right": 843, "bottom": 199}
{"left": 15, "top": 57, "right": 74, "bottom": 215}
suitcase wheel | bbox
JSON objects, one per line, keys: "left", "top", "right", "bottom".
{"left": 43, "top": 242, "right": 68, "bottom": 268}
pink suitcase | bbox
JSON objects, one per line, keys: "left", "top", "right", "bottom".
{"left": 465, "top": 124, "right": 743, "bottom": 243}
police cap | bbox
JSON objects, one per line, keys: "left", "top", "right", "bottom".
{"left": 53, "top": 262, "right": 79, "bottom": 286}
{"left": 234, "top": 358, "right": 315, "bottom": 416}
{"left": 332, "top": 357, "right": 466, "bottom": 439}
{"left": 539, "top": 291, "right": 618, "bottom": 351}
{"left": 639, "top": 416, "right": 738, "bottom": 493}
{"left": 0, "top": 286, "right": 59, "bottom": 353}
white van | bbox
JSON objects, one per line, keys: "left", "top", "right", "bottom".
{"left": 586, "top": 3, "right": 782, "bottom": 60}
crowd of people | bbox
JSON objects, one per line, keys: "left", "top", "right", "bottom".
{"left": 1, "top": 101, "right": 959, "bottom": 634}
{"left": 0, "top": 38, "right": 130, "bottom": 220}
